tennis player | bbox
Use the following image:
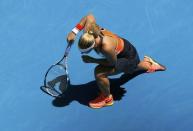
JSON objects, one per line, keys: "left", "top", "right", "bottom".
{"left": 67, "top": 14, "right": 166, "bottom": 109}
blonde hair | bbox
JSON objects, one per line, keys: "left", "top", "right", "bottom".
{"left": 78, "top": 32, "right": 95, "bottom": 49}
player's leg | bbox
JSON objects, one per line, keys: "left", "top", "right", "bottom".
{"left": 137, "top": 56, "right": 166, "bottom": 73}
{"left": 89, "top": 65, "right": 121, "bottom": 108}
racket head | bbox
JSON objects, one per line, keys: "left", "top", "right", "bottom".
{"left": 40, "top": 86, "right": 61, "bottom": 97}
{"left": 42, "top": 63, "right": 70, "bottom": 97}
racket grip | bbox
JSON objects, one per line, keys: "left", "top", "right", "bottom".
{"left": 64, "top": 43, "right": 72, "bottom": 57}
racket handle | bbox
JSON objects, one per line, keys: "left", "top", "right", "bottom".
{"left": 64, "top": 43, "right": 72, "bottom": 57}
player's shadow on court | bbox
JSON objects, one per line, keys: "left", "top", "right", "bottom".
{"left": 52, "top": 70, "right": 145, "bottom": 107}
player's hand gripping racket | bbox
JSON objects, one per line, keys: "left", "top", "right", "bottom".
{"left": 40, "top": 43, "right": 72, "bottom": 97}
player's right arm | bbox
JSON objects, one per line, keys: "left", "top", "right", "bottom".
{"left": 67, "top": 14, "right": 96, "bottom": 44}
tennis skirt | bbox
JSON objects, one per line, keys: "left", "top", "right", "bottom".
{"left": 115, "top": 38, "right": 140, "bottom": 73}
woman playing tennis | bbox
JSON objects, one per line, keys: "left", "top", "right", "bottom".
{"left": 67, "top": 14, "right": 166, "bottom": 109}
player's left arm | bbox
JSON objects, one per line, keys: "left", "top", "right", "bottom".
{"left": 82, "top": 44, "right": 117, "bottom": 67}
{"left": 99, "top": 44, "right": 117, "bottom": 67}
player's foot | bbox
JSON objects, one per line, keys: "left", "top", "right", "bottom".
{"left": 144, "top": 56, "right": 166, "bottom": 73}
{"left": 89, "top": 93, "right": 114, "bottom": 109}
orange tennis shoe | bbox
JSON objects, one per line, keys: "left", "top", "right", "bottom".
{"left": 89, "top": 93, "right": 114, "bottom": 109}
{"left": 144, "top": 56, "right": 166, "bottom": 73}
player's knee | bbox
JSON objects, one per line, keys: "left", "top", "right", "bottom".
{"left": 94, "top": 70, "right": 103, "bottom": 79}
{"left": 94, "top": 65, "right": 105, "bottom": 79}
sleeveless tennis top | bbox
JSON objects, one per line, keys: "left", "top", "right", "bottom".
{"left": 100, "top": 29, "right": 124, "bottom": 55}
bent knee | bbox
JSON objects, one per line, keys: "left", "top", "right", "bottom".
{"left": 94, "top": 65, "right": 105, "bottom": 79}
{"left": 94, "top": 65, "right": 115, "bottom": 78}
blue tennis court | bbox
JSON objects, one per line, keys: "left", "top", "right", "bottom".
{"left": 1, "top": 0, "right": 193, "bottom": 131}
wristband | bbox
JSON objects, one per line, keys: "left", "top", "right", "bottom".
{"left": 72, "top": 24, "right": 84, "bottom": 35}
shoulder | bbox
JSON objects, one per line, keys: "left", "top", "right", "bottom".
{"left": 102, "top": 36, "right": 111, "bottom": 44}
{"left": 101, "top": 36, "right": 115, "bottom": 53}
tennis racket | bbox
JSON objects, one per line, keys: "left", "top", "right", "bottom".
{"left": 40, "top": 43, "right": 72, "bottom": 97}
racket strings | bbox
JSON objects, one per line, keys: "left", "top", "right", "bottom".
{"left": 44, "top": 64, "right": 69, "bottom": 96}
{"left": 42, "top": 44, "right": 72, "bottom": 97}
